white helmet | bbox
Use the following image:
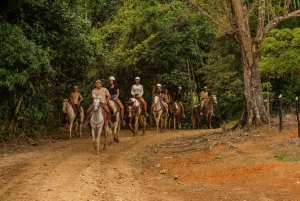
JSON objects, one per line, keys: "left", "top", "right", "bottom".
{"left": 135, "top": 77, "right": 140, "bottom": 80}
{"left": 157, "top": 84, "right": 161, "bottom": 87}
{"left": 109, "top": 76, "right": 115, "bottom": 81}
{"left": 178, "top": 86, "right": 182, "bottom": 90}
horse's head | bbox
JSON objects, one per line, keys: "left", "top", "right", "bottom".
{"left": 153, "top": 96, "right": 160, "bottom": 104}
{"left": 127, "top": 97, "right": 137, "bottom": 107}
{"left": 93, "top": 97, "right": 101, "bottom": 112}
{"left": 211, "top": 95, "right": 217, "bottom": 105}
{"left": 62, "top": 99, "right": 69, "bottom": 113}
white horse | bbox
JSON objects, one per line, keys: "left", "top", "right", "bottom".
{"left": 128, "top": 97, "right": 146, "bottom": 136}
{"left": 62, "top": 99, "right": 84, "bottom": 139}
{"left": 152, "top": 96, "right": 167, "bottom": 132}
{"left": 89, "top": 97, "right": 108, "bottom": 154}
{"left": 108, "top": 100, "right": 121, "bottom": 143}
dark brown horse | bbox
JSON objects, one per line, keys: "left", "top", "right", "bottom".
{"left": 192, "top": 95, "right": 217, "bottom": 129}
{"left": 169, "top": 101, "right": 181, "bottom": 130}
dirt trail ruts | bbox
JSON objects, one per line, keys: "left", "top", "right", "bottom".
{"left": 0, "top": 129, "right": 218, "bottom": 201}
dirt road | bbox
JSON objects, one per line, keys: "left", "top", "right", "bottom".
{"left": 1, "top": 126, "right": 300, "bottom": 201}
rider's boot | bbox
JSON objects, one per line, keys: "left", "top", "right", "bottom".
{"left": 144, "top": 111, "right": 149, "bottom": 118}
{"left": 83, "top": 116, "right": 90, "bottom": 128}
{"left": 77, "top": 114, "right": 81, "bottom": 124}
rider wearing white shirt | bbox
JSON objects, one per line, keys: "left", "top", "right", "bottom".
{"left": 131, "top": 77, "right": 149, "bottom": 117}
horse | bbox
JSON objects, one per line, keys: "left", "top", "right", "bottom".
{"left": 89, "top": 97, "right": 110, "bottom": 154}
{"left": 169, "top": 101, "right": 181, "bottom": 130}
{"left": 192, "top": 95, "right": 217, "bottom": 129}
{"left": 108, "top": 100, "right": 121, "bottom": 143}
{"left": 127, "top": 97, "right": 146, "bottom": 136}
{"left": 152, "top": 96, "right": 167, "bottom": 132}
{"left": 62, "top": 99, "right": 84, "bottom": 139}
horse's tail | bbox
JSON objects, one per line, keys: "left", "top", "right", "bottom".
{"left": 191, "top": 107, "right": 196, "bottom": 129}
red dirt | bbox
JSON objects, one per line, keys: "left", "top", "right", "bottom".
{"left": 1, "top": 120, "right": 300, "bottom": 201}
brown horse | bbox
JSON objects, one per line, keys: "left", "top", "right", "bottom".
{"left": 169, "top": 101, "right": 181, "bottom": 130}
{"left": 192, "top": 95, "right": 217, "bottom": 129}
{"left": 127, "top": 97, "right": 146, "bottom": 136}
{"left": 108, "top": 100, "right": 121, "bottom": 143}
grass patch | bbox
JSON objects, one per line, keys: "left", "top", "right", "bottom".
{"left": 275, "top": 153, "right": 300, "bottom": 162}
{"left": 0, "top": 190, "right": 11, "bottom": 201}
{"left": 132, "top": 153, "right": 149, "bottom": 167}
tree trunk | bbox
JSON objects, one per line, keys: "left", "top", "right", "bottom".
{"left": 240, "top": 48, "right": 268, "bottom": 128}
{"left": 231, "top": 0, "right": 268, "bottom": 129}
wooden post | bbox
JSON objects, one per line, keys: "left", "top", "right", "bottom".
{"left": 296, "top": 96, "right": 300, "bottom": 138}
{"left": 278, "top": 94, "right": 283, "bottom": 133}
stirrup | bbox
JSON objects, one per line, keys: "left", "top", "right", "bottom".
{"left": 144, "top": 111, "right": 149, "bottom": 118}
{"left": 121, "top": 119, "right": 126, "bottom": 127}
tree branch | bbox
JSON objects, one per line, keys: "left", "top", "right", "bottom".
{"left": 263, "top": 9, "right": 300, "bottom": 38}
{"left": 186, "top": 0, "right": 233, "bottom": 34}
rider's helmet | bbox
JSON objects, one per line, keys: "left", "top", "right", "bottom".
{"left": 157, "top": 84, "right": 161, "bottom": 87}
{"left": 135, "top": 77, "right": 140, "bottom": 80}
{"left": 73, "top": 86, "right": 78, "bottom": 89}
{"left": 109, "top": 76, "right": 115, "bottom": 81}
{"left": 204, "top": 86, "right": 207, "bottom": 89}
{"left": 178, "top": 86, "right": 182, "bottom": 90}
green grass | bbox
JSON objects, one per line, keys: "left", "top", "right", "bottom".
{"left": 275, "top": 153, "right": 300, "bottom": 162}
{"left": 0, "top": 190, "right": 11, "bottom": 201}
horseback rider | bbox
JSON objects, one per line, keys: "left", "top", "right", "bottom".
{"left": 173, "top": 86, "right": 186, "bottom": 118}
{"left": 131, "top": 77, "right": 149, "bottom": 118}
{"left": 200, "top": 86, "right": 209, "bottom": 112}
{"left": 84, "top": 80, "right": 114, "bottom": 128}
{"left": 150, "top": 84, "right": 169, "bottom": 117}
{"left": 107, "top": 76, "right": 126, "bottom": 126}
{"left": 70, "top": 86, "right": 83, "bottom": 124}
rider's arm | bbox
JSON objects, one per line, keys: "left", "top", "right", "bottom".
{"left": 105, "top": 89, "right": 110, "bottom": 104}
{"left": 138, "top": 85, "right": 144, "bottom": 98}
{"left": 131, "top": 85, "right": 135, "bottom": 96}
{"left": 78, "top": 93, "right": 83, "bottom": 104}
{"left": 116, "top": 88, "right": 120, "bottom": 99}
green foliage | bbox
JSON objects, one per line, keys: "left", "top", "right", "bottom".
{"left": 260, "top": 28, "right": 300, "bottom": 103}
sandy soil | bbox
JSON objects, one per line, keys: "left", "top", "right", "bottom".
{"left": 1, "top": 120, "right": 300, "bottom": 201}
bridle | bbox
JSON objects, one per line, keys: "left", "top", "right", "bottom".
{"left": 153, "top": 96, "right": 164, "bottom": 113}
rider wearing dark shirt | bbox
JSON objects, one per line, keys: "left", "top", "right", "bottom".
{"left": 173, "top": 86, "right": 185, "bottom": 118}
{"left": 151, "top": 84, "right": 169, "bottom": 117}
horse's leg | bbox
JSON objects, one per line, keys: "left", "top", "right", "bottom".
{"left": 173, "top": 118, "right": 176, "bottom": 130}
{"left": 128, "top": 117, "right": 135, "bottom": 134}
{"left": 134, "top": 115, "right": 139, "bottom": 136}
{"left": 155, "top": 114, "right": 160, "bottom": 132}
{"left": 115, "top": 121, "right": 120, "bottom": 143}
{"left": 96, "top": 127, "right": 102, "bottom": 154}
{"left": 142, "top": 116, "right": 146, "bottom": 135}
{"left": 209, "top": 114, "right": 212, "bottom": 129}
{"left": 69, "top": 121, "right": 73, "bottom": 140}
{"left": 103, "top": 123, "right": 109, "bottom": 150}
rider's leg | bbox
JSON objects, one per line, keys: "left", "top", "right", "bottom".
{"left": 161, "top": 100, "right": 168, "bottom": 113}
{"left": 117, "top": 99, "right": 126, "bottom": 126}
{"left": 179, "top": 102, "right": 186, "bottom": 118}
{"left": 83, "top": 104, "right": 93, "bottom": 127}
{"left": 101, "top": 103, "right": 114, "bottom": 128}
{"left": 116, "top": 99, "right": 124, "bottom": 119}
{"left": 161, "top": 100, "right": 169, "bottom": 117}
{"left": 140, "top": 97, "right": 149, "bottom": 117}
{"left": 75, "top": 104, "right": 81, "bottom": 124}
{"left": 200, "top": 100, "right": 205, "bottom": 111}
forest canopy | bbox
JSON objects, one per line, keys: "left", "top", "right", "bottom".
{"left": 1, "top": 0, "right": 300, "bottom": 140}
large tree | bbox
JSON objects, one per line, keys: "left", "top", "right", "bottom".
{"left": 187, "top": 0, "right": 300, "bottom": 128}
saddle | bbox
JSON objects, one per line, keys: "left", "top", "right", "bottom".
{"left": 69, "top": 100, "right": 78, "bottom": 114}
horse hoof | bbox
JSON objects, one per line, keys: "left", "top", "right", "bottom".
{"left": 109, "top": 142, "right": 112, "bottom": 146}
{"left": 116, "top": 139, "right": 120, "bottom": 143}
